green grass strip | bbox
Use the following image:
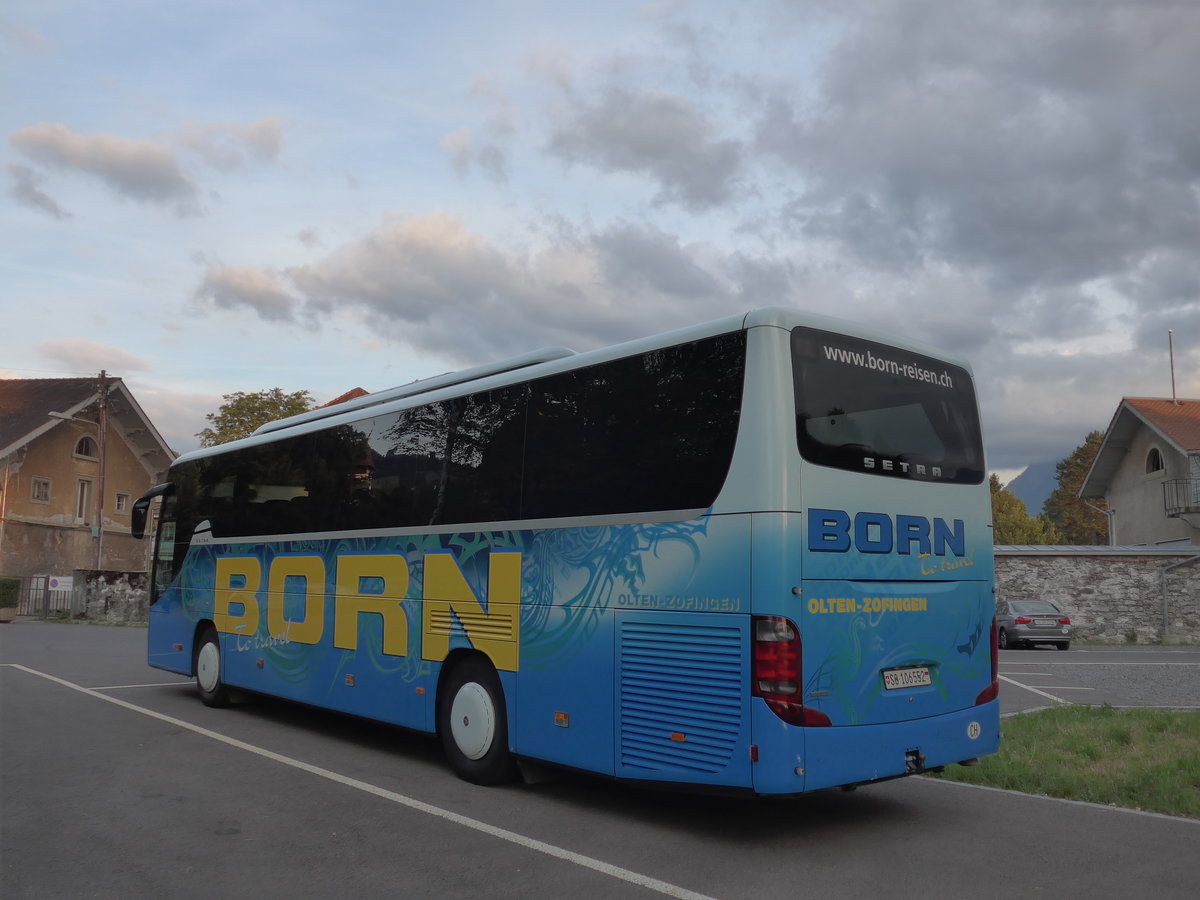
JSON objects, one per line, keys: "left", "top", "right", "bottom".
{"left": 932, "top": 705, "right": 1200, "bottom": 819}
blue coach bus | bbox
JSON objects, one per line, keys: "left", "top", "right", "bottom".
{"left": 133, "top": 307, "right": 999, "bottom": 793}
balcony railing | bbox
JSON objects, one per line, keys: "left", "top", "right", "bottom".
{"left": 1163, "top": 479, "right": 1200, "bottom": 518}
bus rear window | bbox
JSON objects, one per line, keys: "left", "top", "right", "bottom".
{"left": 792, "top": 327, "right": 985, "bottom": 484}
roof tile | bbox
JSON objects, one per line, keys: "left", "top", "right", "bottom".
{"left": 0, "top": 377, "right": 99, "bottom": 449}
{"left": 1124, "top": 397, "right": 1200, "bottom": 452}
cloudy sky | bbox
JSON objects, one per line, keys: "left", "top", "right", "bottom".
{"left": 3, "top": 0, "right": 1199, "bottom": 475}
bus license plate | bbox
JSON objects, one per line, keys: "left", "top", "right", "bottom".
{"left": 883, "top": 666, "right": 932, "bottom": 690}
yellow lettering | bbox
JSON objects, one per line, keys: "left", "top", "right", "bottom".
{"left": 422, "top": 551, "right": 521, "bottom": 671}
{"left": 214, "top": 557, "right": 261, "bottom": 634}
{"left": 334, "top": 555, "right": 409, "bottom": 655}
{"left": 267, "top": 556, "right": 325, "bottom": 645}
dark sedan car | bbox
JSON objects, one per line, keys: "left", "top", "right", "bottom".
{"left": 996, "top": 598, "right": 1072, "bottom": 650}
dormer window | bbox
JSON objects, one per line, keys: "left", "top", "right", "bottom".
{"left": 1146, "top": 447, "right": 1164, "bottom": 474}
{"left": 74, "top": 436, "right": 98, "bottom": 460}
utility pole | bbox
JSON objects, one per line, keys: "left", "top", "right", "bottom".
{"left": 95, "top": 370, "right": 108, "bottom": 570}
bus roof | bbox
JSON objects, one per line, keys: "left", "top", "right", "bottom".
{"left": 176, "top": 306, "right": 974, "bottom": 466}
{"left": 252, "top": 345, "right": 577, "bottom": 437}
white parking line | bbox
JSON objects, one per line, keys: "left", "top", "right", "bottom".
{"left": 4, "top": 663, "right": 718, "bottom": 900}
{"left": 998, "top": 674, "right": 1069, "bottom": 704}
{"left": 92, "top": 681, "right": 191, "bottom": 690}
{"left": 918, "top": 775, "right": 1200, "bottom": 825}
{"left": 1071, "top": 648, "right": 1200, "bottom": 655}
{"left": 1021, "top": 686, "right": 1094, "bottom": 692}
{"left": 1003, "top": 661, "right": 1200, "bottom": 666}
{"left": 1001, "top": 670, "right": 1094, "bottom": 689}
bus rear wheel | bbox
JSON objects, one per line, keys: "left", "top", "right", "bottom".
{"left": 194, "top": 626, "right": 231, "bottom": 708}
{"left": 438, "top": 657, "right": 517, "bottom": 785}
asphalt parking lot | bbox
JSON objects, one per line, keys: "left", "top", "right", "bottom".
{"left": 3, "top": 621, "right": 1199, "bottom": 900}
{"left": 998, "top": 644, "right": 1200, "bottom": 714}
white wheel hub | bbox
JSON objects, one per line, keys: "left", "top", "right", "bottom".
{"left": 197, "top": 641, "right": 220, "bottom": 693}
{"left": 450, "top": 681, "right": 495, "bottom": 760}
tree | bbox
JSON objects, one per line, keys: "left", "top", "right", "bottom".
{"left": 197, "top": 388, "right": 315, "bottom": 447}
{"left": 1042, "top": 430, "right": 1109, "bottom": 545}
{"left": 990, "top": 474, "right": 1059, "bottom": 544}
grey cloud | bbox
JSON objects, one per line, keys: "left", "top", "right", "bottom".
{"left": 525, "top": 47, "right": 575, "bottom": 92}
{"left": 286, "top": 212, "right": 518, "bottom": 326}
{"left": 973, "top": 318, "right": 1200, "bottom": 471}
{"left": 10, "top": 123, "right": 200, "bottom": 214}
{"left": 442, "top": 129, "right": 472, "bottom": 177}
{"left": 581, "top": 221, "right": 811, "bottom": 333}
{"left": 468, "top": 77, "right": 517, "bottom": 137}
{"left": 975, "top": 348, "right": 1144, "bottom": 470}
{"left": 37, "top": 339, "right": 149, "bottom": 374}
{"left": 1010, "top": 287, "right": 1109, "bottom": 344}
{"left": 1114, "top": 251, "right": 1200, "bottom": 352}
{"left": 652, "top": 19, "right": 722, "bottom": 91}
{"left": 193, "top": 265, "right": 299, "bottom": 322}
{"left": 756, "top": 0, "right": 1200, "bottom": 299}
{"left": 868, "top": 275, "right": 1006, "bottom": 357}
{"left": 1133, "top": 307, "right": 1200, "bottom": 361}
{"left": 730, "top": 254, "right": 795, "bottom": 307}
{"left": 243, "top": 213, "right": 783, "bottom": 364}
{"left": 7, "top": 163, "right": 71, "bottom": 219}
{"left": 270, "top": 210, "right": 1017, "bottom": 371}
{"left": 592, "top": 222, "right": 725, "bottom": 301}
{"left": 1117, "top": 252, "right": 1200, "bottom": 314}
{"left": 441, "top": 129, "right": 509, "bottom": 185}
{"left": 177, "top": 117, "right": 285, "bottom": 172}
{"left": 476, "top": 145, "right": 509, "bottom": 185}
{"left": 781, "top": 189, "right": 924, "bottom": 271}
{"left": 156, "top": 0, "right": 1199, "bottom": 474}
{"left": 296, "top": 227, "right": 323, "bottom": 249}
{"left": 547, "top": 88, "right": 742, "bottom": 210}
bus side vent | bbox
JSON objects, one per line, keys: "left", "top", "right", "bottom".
{"left": 425, "top": 608, "right": 516, "bottom": 641}
{"left": 618, "top": 620, "right": 744, "bottom": 775}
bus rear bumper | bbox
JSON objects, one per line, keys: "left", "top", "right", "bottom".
{"left": 751, "top": 699, "right": 1001, "bottom": 795}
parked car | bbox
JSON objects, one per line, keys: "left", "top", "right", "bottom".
{"left": 996, "top": 599, "right": 1072, "bottom": 650}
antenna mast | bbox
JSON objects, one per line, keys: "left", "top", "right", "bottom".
{"left": 1169, "top": 330, "right": 1178, "bottom": 405}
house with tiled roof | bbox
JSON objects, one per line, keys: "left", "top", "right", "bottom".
{"left": 1079, "top": 397, "right": 1200, "bottom": 546}
{"left": 0, "top": 374, "right": 175, "bottom": 578}
{"left": 319, "top": 387, "right": 369, "bottom": 408}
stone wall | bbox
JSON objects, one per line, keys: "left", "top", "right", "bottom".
{"left": 18, "top": 551, "right": 1200, "bottom": 644}
{"left": 995, "top": 548, "right": 1200, "bottom": 644}
{"left": 78, "top": 571, "right": 148, "bottom": 624}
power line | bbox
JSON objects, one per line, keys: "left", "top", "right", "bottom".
{"left": 1, "top": 366, "right": 104, "bottom": 378}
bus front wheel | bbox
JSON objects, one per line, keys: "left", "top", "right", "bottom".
{"left": 194, "top": 626, "right": 231, "bottom": 708}
{"left": 438, "top": 657, "right": 517, "bottom": 785}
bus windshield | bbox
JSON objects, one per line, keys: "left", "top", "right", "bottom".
{"left": 792, "top": 327, "right": 985, "bottom": 484}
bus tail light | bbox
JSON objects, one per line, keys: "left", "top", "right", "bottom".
{"left": 752, "top": 616, "right": 831, "bottom": 727}
{"left": 975, "top": 617, "right": 999, "bottom": 705}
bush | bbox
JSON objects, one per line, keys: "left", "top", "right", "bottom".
{"left": 0, "top": 577, "right": 19, "bottom": 608}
